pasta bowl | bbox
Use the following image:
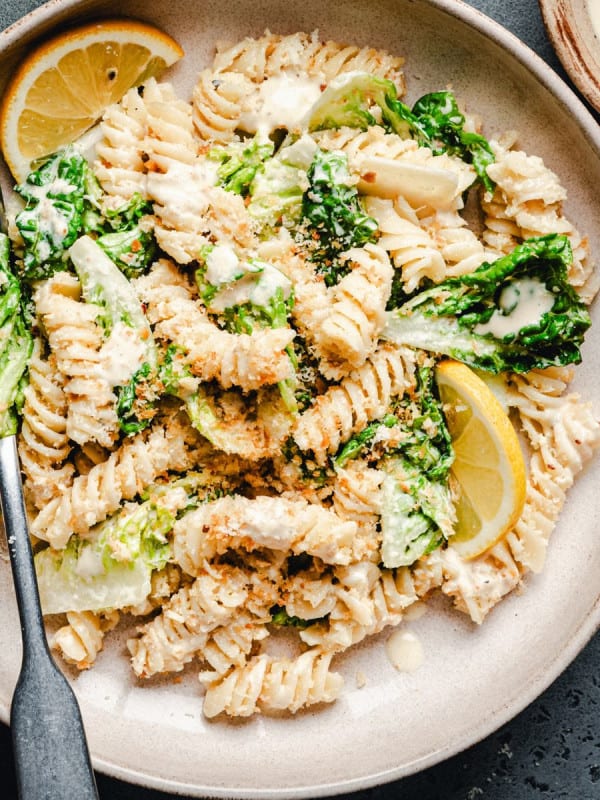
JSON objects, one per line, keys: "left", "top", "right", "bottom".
{"left": 0, "top": 0, "right": 600, "bottom": 797}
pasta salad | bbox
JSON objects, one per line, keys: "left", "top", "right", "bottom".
{"left": 2, "top": 29, "right": 599, "bottom": 719}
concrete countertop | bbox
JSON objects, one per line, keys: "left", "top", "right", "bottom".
{"left": 0, "top": 1, "right": 598, "bottom": 798}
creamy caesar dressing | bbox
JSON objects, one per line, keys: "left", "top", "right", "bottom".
{"left": 29, "top": 178, "right": 78, "bottom": 249}
{"left": 442, "top": 548, "right": 517, "bottom": 606}
{"left": 208, "top": 261, "right": 292, "bottom": 312}
{"left": 474, "top": 278, "right": 555, "bottom": 338}
{"left": 281, "top": 134, "right": 319, "bottom": 169}
{"left": 243, "top": 506, "right": 296, "bottom": 549}
{"left": 146, "top": 159, "right": 219, "bottom": 228}
{"left": 75, "top": 546, "right": 105, "bottom": 579}
{"left": 239, "top": 72, "right": 323, "bottom": 136}
{"left": 98, "top": 321, "right": 148, "bottom": 387}
{"left": 385, "top": 629, "right": 424, "bottom": 672}
{"left": 205, "top": 244, "right": 241, "bottom": 285}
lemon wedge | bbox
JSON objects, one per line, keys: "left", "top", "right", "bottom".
{"left": 436, "top": 359, "right": 526, "bottom": 559}
{"left": 0, "top": 18, "right": 184, "bottom": 182}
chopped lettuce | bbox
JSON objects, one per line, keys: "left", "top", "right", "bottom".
{"left": 96, "top": 222, "right": 156, "bottom": 279}
{"left": 15, "top": 150, "right": 157, "bottom": 280}
{"left": 270, "top": 605, "right": 318, "bottom": 629}
{"left": 301, "top": 149, "right": 378, "bottom": 286}
{"left": 115, "top": 362, "right": 155, "bottom": 435}
{"left": 69, "top": 235, "right": 153, "bottom": 337}
{"left": 69, "top": 235, "right": 158, "bottom": 432}
{"left": 0, "top": 234, "right": 33, "bottom": 436}
{"left": 210, "top": 137, "right": 274, "bottom": 196}
{"left": 306, "top": 71, "right": 419, "bottom": 138}
{"left": 248, "top": 134, "right": 317, "bottom": 229}
{"left": 196, "top": 245, "right": 294, "bottom": 328}
{"left": 196, "top": 244, "right": 297, "bottom": 413}
{"left": 411, "top": 91, "right": 495, "bottom": 193}
{"left": 381, "top": 459, "right": 454, "bottom": 567}
{"left": 158, "top": 343, "right": 198, "bottom": 398}
{"left": 15, "top": 147, "right": 93, "bottom": 279}
{"left": 384, "top": 234, "right": 591, "bottom": 374}
{"left": 380, "top": 365, "right": 455, "bottom": 567}
{"left": 334, "top": 414, "right": 397, "bottom": 469}
{"left": 35, "top": 500, "right": 175, "bottom": 614}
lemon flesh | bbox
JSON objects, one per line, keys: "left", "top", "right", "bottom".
{"left": 436, "top": 360, "right": 527, "bottom": 559}
{"left": 0, "top": 19, "right": 184, "bottom": 181}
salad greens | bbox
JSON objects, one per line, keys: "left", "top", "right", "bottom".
{"left": 15, "top": 148, "right": 156, "bottom": 281}
{"left": 15, "top": 148, "right": 93, "bottom": 279}
{"left": 247, "top": 134, "right": 317, "bottom": 229}
{"left": 69, "top": 235, "right": 158, "bottom": 433}
{"left": 379, "top": 366, "right": 455, "bottom": 567}
{"left": 0, "top": 233, "right": 33, "bottom": 437}
{"left": 211, "top": 137, "right": 274, "bottom": 196}
{"left": 195, "top": 244, "right": 298, "bottom": 414}
{"left": 384, "top": 234, "right": 591, "bottom": 373}
{"left": 35, "top": 498, "right": 176, "bottom": 615}
{"left": 301, "top": 149, "right": 378, "bottom": 286}
{"left": 411, "top": 91, "right": 495, "bottom": 193}
{"left": 270, "top": 605, "right": 318, "bottom": 629}
{"left": 334, "top": 414, "right": 397, "bottom": 469}
{"left": 96, "top": 221, "right": 156, "bottom": 279}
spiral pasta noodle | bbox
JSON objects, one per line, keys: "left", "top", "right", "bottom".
{"left": 200, "top": 650, "right": 344, "bottom": 718}
{"left": 485, "top": 142, "right": 596, "bottom": 300}
{"left": 315, "top": 243, "right": 393, "bottom": 377}
{"left": 300, "top": 562, "right": 421, "bottom": 652}
{"left": 365, "top": 197, "right": 446, "bottom": 292}
{"left": 31, "top": 424, "right": 194, "bottom": 547}
{"left": 212, "top": 31, "right": 405, "bottom": 85}
{"left": 504, "top": 369, "right": 600, "bottom": 573}
{"left": 35, "top": 273, "right": 120, "bottom": 449}
{"left": 173, "top": 493, "right": 375, "bottom": 571}
{"left": 293, "top": 344, "right": 416, "bottom": 461}
{"left": 18, "top": 339, "right": 74, "bottom": 509}
{"left": 128, "top": 563, "right": 276, "bottom": 678}
{"left": 422, "top": 209, "right": 493, "bottom": 277}
{"left": 331, "top": 461, "right": 384, "bottom": 533}
{"left": 94, "top": 86, "right": 149, "bottom": 207}
{"left": 441, "top": 541, "right": 521, "bottom": 625}
{"left": 51, "top": 610, "right": 119, "bottom": 670}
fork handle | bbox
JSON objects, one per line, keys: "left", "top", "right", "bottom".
{"left": 0, "top": 435, "right": 99, "bottom": 800}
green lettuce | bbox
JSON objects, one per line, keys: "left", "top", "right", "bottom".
{"left": 384, "top": 234, "right": 590, "bottom": 374}
{"left": 301, "top": 149, "right": 378, "bottom": 286}
{"left": 379, "top": 365, "right": 455, "bottom": 567}
{"left": 35, "top": 500, "right": 175, "bottom": 614}
{"left": 0, "top": 234, "right": 33, "bottom": 436}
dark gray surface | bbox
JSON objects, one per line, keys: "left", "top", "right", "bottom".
{"left": 0, "top": 0, "right": 599, "bottom": 798}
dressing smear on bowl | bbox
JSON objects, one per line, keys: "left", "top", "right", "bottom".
{"left": 385, "top": 630, "right": 424, "bottom": 673}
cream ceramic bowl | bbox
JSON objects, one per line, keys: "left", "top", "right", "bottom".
{"left": 1, "top": 1, "right": 600, "bottom": 797}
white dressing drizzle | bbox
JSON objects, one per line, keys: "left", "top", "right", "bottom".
{"left": 474, "top": 278, "right": 555, "bottom": 338}
{"left": 239, "top": 73, "right": 323, "bottom": 136}
{"left": 385, "top": 629, "right": 424, "bottom": 673}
